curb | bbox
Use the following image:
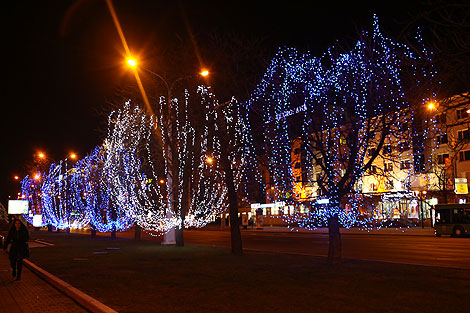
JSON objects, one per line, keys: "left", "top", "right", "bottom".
{"left": 23, "top": 259, "right": 118, "bottom": 313}
{"left": 242, "top": 229, "right": 434, "bottom": 236}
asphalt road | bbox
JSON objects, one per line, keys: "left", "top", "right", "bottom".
{"left": 181, "top": 229, "right": 470, "bottom": 269}
{"left": 73, "top": 227, "right": 470, "bottom": 269}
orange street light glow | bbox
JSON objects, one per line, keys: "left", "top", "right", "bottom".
{"left": 200, "top": 69, "right": 209, "bottom": 77}
{"left": 70, "top": 153, "right": 77, "bottom": 159}
{"left": 34, "top": 174, "right": 40, "bottom": 180}
{"left": 206, "top": 156, "right": 214, "bottom": 164}
{"left": 427, "top": 101, "right": 436, "bottom": 110}
{"left": 159, "top": 179, "right": 165, "bottom": 184}
{"left": 14, "top": 175, "right": 19, "bottom": 180}
{"left": 38, "top": 152, "right": 45, "bottom": 159}
{"left": 127, "top": 59, "right": 137, "bottom": 67}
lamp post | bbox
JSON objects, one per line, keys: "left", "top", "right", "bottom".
{"left": 126, "top": 58, "right": 209, "bottom": 245}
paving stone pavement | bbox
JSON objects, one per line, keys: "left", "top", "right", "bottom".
{"left": 0, "top": 251, "right": 89, "bottom": 313}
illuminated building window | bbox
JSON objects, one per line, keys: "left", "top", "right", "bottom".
{"left": 384, "top": 162, "right": 393, "bottom": 172}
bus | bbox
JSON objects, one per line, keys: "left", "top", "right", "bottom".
{"left": 434, "top": 204, "right": 470, "bottom": 237}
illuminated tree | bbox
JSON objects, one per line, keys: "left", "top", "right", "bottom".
{"left": 247, "top": 16, "right": 434, "bottom": 263}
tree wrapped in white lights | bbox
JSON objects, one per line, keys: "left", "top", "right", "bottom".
{"left": 199, "top": 86, "right": 252, "bottom": 254}
{"left": 103, "top": 98, "right": 228, "bottom": 238}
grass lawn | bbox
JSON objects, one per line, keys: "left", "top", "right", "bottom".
{"left": 26, "top": 231, "right": 469, "bottom": 313}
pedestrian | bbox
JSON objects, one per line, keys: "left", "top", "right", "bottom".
{"left": 3, "top": 218, "right": 30, "bottom": 280}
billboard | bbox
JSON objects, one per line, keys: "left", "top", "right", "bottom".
{"left": 8, "top": 200, "right": 29, "bottom": 214}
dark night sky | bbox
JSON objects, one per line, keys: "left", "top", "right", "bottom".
{"left": 0, "top": 0, "right": 424, "bottom": 204}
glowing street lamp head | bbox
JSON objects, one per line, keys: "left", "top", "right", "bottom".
{"left": 200, "top": 69, "right": 209, "bottom": 77}
{"left": 38, "top": 152, "right": 45, "bottom": 159}
{"left": 206, "top": 156, "right": 214, "bottom": 164}
{"left": 34, "top": 173, "right": 41, "bottom": 180}
{"left": 69, "top": 153, "right": 77, "bottom": 160}
{"left": 159, "top": 179, "right": 165, "bottom": 184}
{"left": 14, "top": 175, "right": 19, "bottom": 180}
{"left": 427, "top": 101, "right": 436, "bottom": 111}
{"left": 127, "top": 59, "right": 137, "bottom": 67}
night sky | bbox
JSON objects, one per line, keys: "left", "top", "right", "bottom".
{"left": 0, "top": 0, "right": 423, "bottom": 204}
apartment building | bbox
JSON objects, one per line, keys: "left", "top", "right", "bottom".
{"left": 287, "top": 93, "right": 470, "bottom": 223}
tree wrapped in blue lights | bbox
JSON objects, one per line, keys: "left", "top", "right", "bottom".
{"left": 19, "top": 174, "right": 45, "bottom": 226}
{"left": 246, "top": 16, "right": 435, "bottom": 263}
{"left": 40, "top": 161, "right": 89, "bottom": 230}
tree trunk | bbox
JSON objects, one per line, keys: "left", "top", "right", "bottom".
{"left": 327, "top": 214, "right": 342, "bottom": 264}
{"left": 111, "top": 210, "right": 117, "bottom": 240}
{"left": 221, "top": 151, "right": 243, "bottom": 254}
{"left": 134, "top": 223, "right": 141, "bottom": 241}
{"left": 176, "top": 174, "right": 190, "bottom": 247}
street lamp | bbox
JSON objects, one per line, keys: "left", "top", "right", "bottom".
{"left": 69, "top": 153, "right": 77, "bottom": 160}
{"left": 206, "top": 156, "right": 214, "bottom": 164}
{"left": 127, "top": 58, "right": 137, "bottom": 67}
{"left": 125, "top": 57, "right": 209, "bottom": 100}
{"left": 427, "top": 101, "right": 437, "bottom": 111}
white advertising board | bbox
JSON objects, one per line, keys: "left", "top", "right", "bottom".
{"left": 8, "top": 200, "right": 29, "bottom": 214}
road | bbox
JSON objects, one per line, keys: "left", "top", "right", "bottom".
{"left": 180, "top": 228, "right": 470, "bottom": 269}
{"left": 72, "top": 227, "right": 470, "bottom": 269}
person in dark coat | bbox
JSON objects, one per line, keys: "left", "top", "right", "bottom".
{"left": 3, "top": 218, "right": 30, "bottom": 280}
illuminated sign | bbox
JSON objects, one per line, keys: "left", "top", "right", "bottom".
{"left": 455, "top": 178, "right": 468, "bottom": 194}
{"left": 8, "top": 200, "right": 29, "bottom": 214}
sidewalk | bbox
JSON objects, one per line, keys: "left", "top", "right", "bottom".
{"left": 0, "top": 251, "right": 88, "bottom": 313}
